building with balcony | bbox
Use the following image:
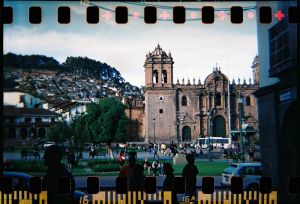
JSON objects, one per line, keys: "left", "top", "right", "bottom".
{"left": 254, "top": 1, "right": 298, "bottom": 203}
{"left": 3, "top": 106, "right": 59, "bottom": 148}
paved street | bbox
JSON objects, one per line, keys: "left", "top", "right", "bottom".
{"left": 74, "top": 176, "right": 223, "bottom": 190}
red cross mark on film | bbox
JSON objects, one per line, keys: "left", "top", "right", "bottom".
{"left": 160, "top": 11, "right": 170, "bottom": 20}
{"left": 275, "top": 10, "right": 285, "bottom": 21}
{"left": 103, "top": 11, "right": 112, "bottom": 20}
{"left": 217, "top": 11, "right": 227, "bottom": 20}
{"left": 133, "top": 12, "right": 140, "bottom": 19}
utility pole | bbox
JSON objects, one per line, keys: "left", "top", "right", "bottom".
{"left": 207, "top": 109, "right": 212, "bottom": 162}
{"left": 238, "top": 97, "right": 244, "bottom": 155}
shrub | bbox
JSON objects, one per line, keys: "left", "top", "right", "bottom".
{"left": 87, "top": 159, "right": 119, "bottom": 167}
{"left": 12, "top": 160, "right": 46, "bottom": 172}
{"left": 92, "top": 163, "right": 120, "bottom": 172}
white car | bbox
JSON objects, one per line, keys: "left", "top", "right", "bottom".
{"left": 43, "top": 141, "right": 55, "bottom": 148}
{"left": 221, "top": 163, "right": 262, "bottom": 190}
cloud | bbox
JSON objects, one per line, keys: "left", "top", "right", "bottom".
{"left": 4, "top": 20, "right": 257, "bottom": 87}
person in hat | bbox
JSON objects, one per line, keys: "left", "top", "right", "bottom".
{"left": 163, "top": 162, "right": 178, "bottom": 204}
{"left": 182, "top": 154, "right": 199, "bottom": 199}
{"left": 42, "top": 145, "right": 75, "bottom": 204}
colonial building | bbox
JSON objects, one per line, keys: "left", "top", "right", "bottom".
{"left": 126, "top": 45, "right": 259, "bottom": 144}
{"left": 254, "top": 2, "right": 298, "bottom": 203}
{"left": 4, "top": 91, "right": 42, "bottom": 108}
{"left": 3, "top": 106, "right": 59, "bottom": 148}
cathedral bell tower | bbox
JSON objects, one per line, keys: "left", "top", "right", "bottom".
{"left": 144, "top": 44, "right": 174, "bottom": 88}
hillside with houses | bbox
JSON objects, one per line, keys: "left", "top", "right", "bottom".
{"left": 4, "top": 53, "right": 144, "bottom": 103}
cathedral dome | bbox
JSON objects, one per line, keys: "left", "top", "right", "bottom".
{"left": 204, "top": 67, "right": 228, "bottom": 86}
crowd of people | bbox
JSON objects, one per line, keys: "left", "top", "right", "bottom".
{"left": 119, "top": 151, "right": 200, "bottom": 203}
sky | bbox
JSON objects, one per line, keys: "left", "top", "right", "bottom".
{"left": 4, "top": 1, "right": 258, "bottom": 87}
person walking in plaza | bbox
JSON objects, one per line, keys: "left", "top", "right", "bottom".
{"left": 182, "top": 154, "right": 199, "bottom": 199}
{"left": 152, "top": 160, "right": 160, "bottom": 176}
{"left": 66, "top": 148, "right": 75, "bottom": 173}
{"left": 163, "top": 162, "right": 178, "bottom": 204}
{"left": 159, "top": 161, "right": 165, "bottom": 176}
{"left": 143, "top": 158, "right": 151, "bottom": 176}
{"left": 153, "top": 144, "right": 160, "bottom": 159}
{"left": 223, "top": 149, "right": 229, "bottom": 161}
{"left": 248, "top": 147, "right": 254, "bottom": 161}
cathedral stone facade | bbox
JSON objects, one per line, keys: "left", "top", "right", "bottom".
{"left": 126, "top": 45, "right": 259, "bottom": 144}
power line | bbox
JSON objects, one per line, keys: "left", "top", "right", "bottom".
{"left": 88, "top": 2, "right": 256, "bottom": 22}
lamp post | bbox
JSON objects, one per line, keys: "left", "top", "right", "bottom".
{"left": 207, "top": 109, "right": 212, "bottom": 162}
{"left": 238, "top": 97, "right": 244, "bottom": 155}
{"left": 169, "top": 124, "right": 171, "bottom": 144}
{"left": 153, "top": 118, "right": 156, "bottom": 144}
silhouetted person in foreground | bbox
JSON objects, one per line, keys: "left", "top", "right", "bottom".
{"left": 119, "top": 151, "right": 137, "bottom": 190}
{"left": 42, "top": 145, "right": 75, "bottom": 204}
{"left": 130, "top": 163, "right": 145, "bottom": 191}
{"left": 163, "top": 162, "right": 178, "bottom": 204}
{"left": 182, "top": 154, "right": 199, "bottom": 199}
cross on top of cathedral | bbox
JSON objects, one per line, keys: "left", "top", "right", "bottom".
{"left": 213, "top": 63, "right": 221, "bottom": 72}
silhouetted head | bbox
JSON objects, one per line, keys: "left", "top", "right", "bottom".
{"left": 186, "top": 154, "right": 195, "bottom": 164}
{"left": 163, "top": 162, "right": 174, "bottom": 175}
{"left": 128, "top": 151, "right": 136, "bottom": 167}
{"left": 44, "top": 145, "right": 63, "bottom": 167}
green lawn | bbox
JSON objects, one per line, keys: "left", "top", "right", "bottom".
{"left": 173, "top": 162, "right": 229, "bottom": 176}
{"left": 8, "top": 159, "right": 230, "bottom": 177}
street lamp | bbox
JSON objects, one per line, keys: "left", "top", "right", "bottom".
{"left": 169, "top": 124, "right": 171, "bottom": 144}
{"left": 238, "top": 97, "right": 244, "bottom": 155}
{"left": 153, "top": 118, "right": 156, "bottom": 144}
{"left": 207, "top": 109, "right": 212, "bottom": 162}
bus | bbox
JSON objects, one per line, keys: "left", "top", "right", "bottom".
{"left": 196, "top": 137, "right": 234, "bottom": 149}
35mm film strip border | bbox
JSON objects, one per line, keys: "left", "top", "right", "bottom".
{"left": 1, "top": 176, "right": 300, "bottom": 195}
{"left": 0, "top": 191, "right": 279, "bottom": 204}
{"left": 2, "top": 6, "right": 300, "bottom": 24}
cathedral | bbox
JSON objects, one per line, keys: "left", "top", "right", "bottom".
{"left": 125, "top": 45, "right": 259, "bottom": 144}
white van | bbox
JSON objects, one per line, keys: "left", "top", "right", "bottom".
{"left": 221, "top": 163, "right": 262, "bottom": 190}
{"left": 196, "top": 137, "right": 233, "bottom": 149}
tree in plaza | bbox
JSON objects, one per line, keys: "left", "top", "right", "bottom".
{"left": 71, "top": 114, "right": 89, "bottom": 166}
{"left": 46, "top": 120, "right": 71, "bottom": 143}
{"left": 85, "top": 97, "right": 128, "bottom": 159}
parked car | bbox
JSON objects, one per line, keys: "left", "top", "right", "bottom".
{"left": 3, "top": 172, "right": 87, "bottom": 204}
{"left": 221, "top": 163, "right": 262, "bottom": 190}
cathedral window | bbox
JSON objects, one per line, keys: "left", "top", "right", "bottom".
{"left": 245, "top": 96, "right": 251, "bottom": 106}
{"left": 216, "top": 93, "right": 221, "bottom": 106}
{"left": 153, "top": 70, "right": 158, "bottom": 83}
{"left": 162, "top": 70, "right": 167, "bottom": 83}
{"left": 182, "top": 96, "right": 187, "bottom": 106}
{"left": 159, "top": 109, "right": 163, "bottom": 114}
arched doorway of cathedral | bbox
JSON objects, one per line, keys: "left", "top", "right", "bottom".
{"left": 182, "top": 126, "right": 191, "bottom": 142}
{"left": 212, "top": 115, "right": 226, "bottom": 137}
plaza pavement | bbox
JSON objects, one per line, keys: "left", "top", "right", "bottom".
{"left": 3, "top": 149, "right": 224, "bottom": 161}
{"left": 74, "top": 176, "right": 223, "bottom": 190}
